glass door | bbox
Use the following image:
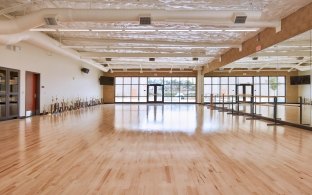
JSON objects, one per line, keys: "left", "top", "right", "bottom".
{"left": 245, "top": 85, "right": 252, "bottom": 102}
{"left": 8, "top": 70, "right": 19, "bottom": 117}
{"left": 147, "top": 84, "right": 164, "bottom": 103}
{"left": 0, "top": 68, "right": 6, "bottom": 119}
{"left": 236, "top": 84, "right": 253, "bottom": 103}
{"left": 237, "top": 85, "right": 244, "bottom": 102}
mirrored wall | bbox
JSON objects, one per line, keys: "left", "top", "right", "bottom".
{"left": 209, "top": 29, "right": 312, "bottom": 128}
{"left": 204, "top": 76, "right": 286, "bottom": 103}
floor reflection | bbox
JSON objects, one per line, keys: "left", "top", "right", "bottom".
{"left": 0, "top": 104, "right": 312, "bottom": 194}
{"left": 114, "top": 104, "right": 198, "bottom": 133}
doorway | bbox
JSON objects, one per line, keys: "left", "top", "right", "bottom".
{"left": 236, "top": 84, "right": 253, "bottom": 103}
{"left": 147, "top": 84, "right": 164, "bottom": 103}
{"left": 25, "top": 72, "right": 40, "bottom": 117}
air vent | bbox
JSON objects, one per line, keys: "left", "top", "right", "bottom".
{"left": 140, "top": 16, "right": 151, "bottom": 25}
{"left": 193, "top": 57, "right": 199, "bottom": 61}
{"left": 106, "top": 58, "right": 112, "bottom": 62}
{"left": 252, "top": 56, "right": 258, "bottom": 60}
{"left": 149, "top": 58, "right": 155, "bottom": 62}
{"left": 234, "top": 15, "right": 247, "bottom": 24}
{"left": 44, "top": 17, "right": 58, "bottom": 26}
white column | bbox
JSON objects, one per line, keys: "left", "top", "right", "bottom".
{"left": 196, "top": 70, "right": 204, "bottom": 104}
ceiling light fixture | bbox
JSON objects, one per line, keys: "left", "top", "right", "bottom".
{"left": 61, "top": 45, "right": 85, "bottom": 49}
{"left": 225, "top": 29, "right": 258, "bottom": 32}
{"left": 158, "top": 29, "right": 189, "bottom": 32}
{"left": 29, "top": 28, "right": 57, "bottom": 32}
{"left": 125, "top": 29, "right": 156, "bottom": 32}
{"left": 58, "top": 29, "right": 90, "bottom": 32}
{"left": 191, "top": 29, "right": 223, "bottom": 32}
{"left": 278, "top": 45, "right": 312, "bottom": 48}
{"left": 91, "top": 29, "right": 123, "bottom": 32}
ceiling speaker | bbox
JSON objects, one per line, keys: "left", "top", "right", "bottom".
{"left": 81, "top": 68, "right": 90, "bottom": 74}
{"left": 140, "top": 16, "right": 151, "bottom": 25}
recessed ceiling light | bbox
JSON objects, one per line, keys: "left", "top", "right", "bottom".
{"left": 58, "top": 29, "right": 90, "bottom": 32}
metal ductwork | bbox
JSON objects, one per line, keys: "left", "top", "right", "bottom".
{"left": 0, "top": 8, "right": 281, "bottom": 34}
{"left": 0, "top": 31, "right": 108, "bottom": 72}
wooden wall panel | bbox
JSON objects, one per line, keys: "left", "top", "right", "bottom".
{"left": 103, "top": 85, "right": 115, "bottom": 103}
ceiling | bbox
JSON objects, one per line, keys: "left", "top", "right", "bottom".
{"left": 222, "top": 30, "right": 312, "bottom": 72}
{"left": 0, "top": 0, "right": 311, "bottom": 72}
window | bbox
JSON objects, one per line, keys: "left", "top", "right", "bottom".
{"left": 115, "top": 77, "right": 196, "bottom": 103}
{"left": 204, "top": 76, "right": 286, "bottom": 103}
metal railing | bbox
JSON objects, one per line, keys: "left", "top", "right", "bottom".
{"left": 206, "top": 94, "right": 312, "bottom": 130}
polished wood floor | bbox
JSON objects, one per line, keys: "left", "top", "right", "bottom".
{"left": 0, "top": 104, "right": 312, "bottom": 194}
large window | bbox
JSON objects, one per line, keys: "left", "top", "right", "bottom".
{"left": 115, "top": 77, "right": 196, "bottom": 103}
{"left": 204, "top": 76, "right": 286, "bottom": 103}
{"left": 115, "top": 77, "right": 147, "bottom": 103}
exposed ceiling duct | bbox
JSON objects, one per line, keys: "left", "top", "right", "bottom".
{"left": 60, "top": 38, "right": 242, "bottom": 49}
{"left": 80, "top": 52, "right": 214, "bottom": 58}
{"left": 0, "top": 31, "right": 108, "bottom": 72}
{"left": 0, "top": 8, "right": 281, "bottom": 34}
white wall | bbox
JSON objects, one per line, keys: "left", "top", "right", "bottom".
{"left": 0, "top": 42, "right": 103, "bottom": 117}
{"left": 298, "top": 70, "right": 312, "bottom": 99}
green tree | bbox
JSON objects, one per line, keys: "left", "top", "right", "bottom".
{"left": 269, "top": 77, "right": 278, "bottom": 91}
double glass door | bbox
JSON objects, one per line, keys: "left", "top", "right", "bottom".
{"left": 147, "top": 84, "right": 164, "bottom": 103}
{"left": 0, "top": 67, "right": 19, "bottom": 120}
{"left": 236, "top": 84, "right": 253, "bottom": 103}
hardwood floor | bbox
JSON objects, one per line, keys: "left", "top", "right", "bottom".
{"left": 0, "top": 104, "right": 312, "bottom": 194}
